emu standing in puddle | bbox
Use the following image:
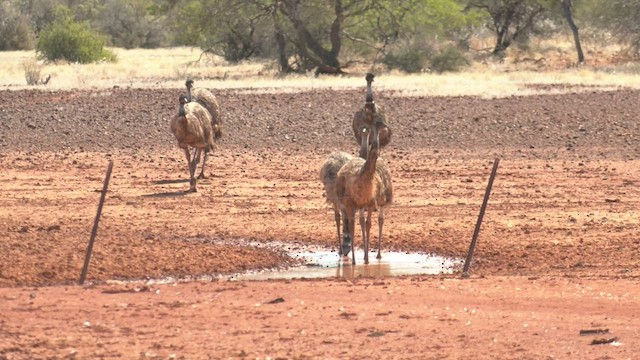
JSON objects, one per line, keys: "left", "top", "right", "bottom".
{"left": 336, "top": 118, "right": 393, "bottom": 264}
{"left": 319, "top": 130, "right": 371, "bottom": 256}
{"left": 170, "top": 94, "right": 215, "bottom": 192}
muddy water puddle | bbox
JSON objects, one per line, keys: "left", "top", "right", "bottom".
{"left": 230, "top": 247, "right": 462, "bottom": 281}
{"left": 107, "top": 240, "right": 462, "bottom": 285}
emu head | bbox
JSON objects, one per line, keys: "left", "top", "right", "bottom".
{"left": 178, "top": 94, "right": 188, "bottom": 116}
{"left": 185, "top": 79, "right": 194, "bottom": 89}
{"left": 365, "top": 73, "right": 375, "bottom": 83}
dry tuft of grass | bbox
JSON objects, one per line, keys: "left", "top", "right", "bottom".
{"left": 0, "top": 46, "right": 639, "bottom": 98}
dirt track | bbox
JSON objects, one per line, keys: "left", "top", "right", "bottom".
{"left": 1, "top": 87, "right": 639, "bottom": 359}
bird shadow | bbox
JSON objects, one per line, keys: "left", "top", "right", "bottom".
{"left": 142, "top": 190, "right": 190, "bottom": 198}
{"left": 144, "top": 178, "right": 192, "bottom": 198}
{"left": 152, "top": 179, "right": 189, "bottom": 185}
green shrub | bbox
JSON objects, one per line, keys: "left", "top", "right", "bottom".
{"left": 36, "top": 6, "right": 115, "bottom": 64}
{"left": 382, "top": 40, "right": 432, "bottom": 73}
{"left": 0, "top": 3, "right": 35, "bottom": 50}
{"left": 430, "top": 46, "right": 469, "bottom": 73}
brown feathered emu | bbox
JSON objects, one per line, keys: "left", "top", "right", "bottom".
{"left": 352, "top": 73, "right": 392, "bottom": 157}
{"left": 319, "top": 131, "right": 371, "bottom": 256}
{"left": 170, "top": 94, "right": 216, "bottom": 193}
{"left": 351, "top": 73, "right": 392, "bottom": 158}
{"left": 336, "top": 117, "right": 393, "bottom": 264}
{"left": 185, "top": 79, "right": 222, "bottom": 179}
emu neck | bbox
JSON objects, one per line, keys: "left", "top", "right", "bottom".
{"left": 357, "top": 147, "right": 378, "bottom": 182}
{"left": 178, "top": 102, "right": 186, "bottom": 117}
{"left": 358, "top": 130, "right": 369, "bottom": 159}
{"left": 365, "top": 80, "right": 373, "bottom": 103}
{"left": 186, "top": 88, "right": 193, "bottom": 102}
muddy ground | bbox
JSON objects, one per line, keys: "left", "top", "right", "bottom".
{"left": 0, "top": 86, "right": 639, "bottom": 359}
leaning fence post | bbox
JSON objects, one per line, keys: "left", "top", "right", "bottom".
{"left": 462, "top": 158, "right": 500, "bottom": 278}
{"left": 79, "top": 160, "right": 114, "bottom": 285}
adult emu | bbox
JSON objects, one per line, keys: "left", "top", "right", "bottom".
{"left": 170, "top": 94, "right": 215, "bottom": 193}
{"left": 336, "top": 117, "right": 393, "bottom": 264}
{"left": 185, "top": 79, "right": 222, "bottom": 179}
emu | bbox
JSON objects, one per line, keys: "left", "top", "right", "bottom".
{"left": 185, "top": 79, "right": 222, "bottom": 179}
{"left": 319, "top": 130, "right": 371, "bottom": 256}
{"left": 170, "top": 94, "right": 215, "bottom": 193}
{"left": 352, "top": 73, "right": 392, "bottom": 156}
{"left": 336, "top": 118, "right": 393, "bottom": 264}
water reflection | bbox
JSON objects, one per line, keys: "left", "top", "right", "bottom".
{"left": 233, "top": 249, "right": 461, "bottom": 281}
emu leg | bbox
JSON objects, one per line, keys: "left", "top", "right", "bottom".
{"left": 377, "top": 207, "right": 385, "bottom": 259}
{"left": 341, "top": 208, "right": 351, "bottom": 256}
{"left": 359, "top": 209, "right": 367, "bottom": 264}
{"left": 346, "top": 207, "right": 357, "bottom": 265}
{"left": 183, "top": 148, "right": 196, "bottom": 193}
{"left": 364, "top": 210, "right": 372, "bottom": 264}
{"left": 189, "top": 149, "right": 202, "bottom": 192}
{"left": 197, "top": 152, "right": 208, "bottom": 179}
{"left": 192, "top": 148, "right": 201, "bottom": 174}
{"left": 333, "top": 206, "right": 342, "bottom": 255}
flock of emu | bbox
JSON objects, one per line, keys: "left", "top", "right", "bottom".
{"left": 170, "top": 74, "right": 393, "bottom": 264}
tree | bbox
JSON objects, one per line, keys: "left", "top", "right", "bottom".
{"left": 591, "top": 0, "right": 640, "bottom": 57}
{"left": 171, "top": 0, "right": 479, "bottom": 74}
{"left": 465, "top": 0, "right": 546, "bottom": 56}
{"left": 174, "top": 0, "right": 270, "bottom": 62}
{"left": 0, "top": 1, "right": 36, "bottom": 50}
{"left": 559, "top": 0, "right": 584, "bottom": 63}
{"left": 96, "top": 0, "right": 167, "bottom": 48}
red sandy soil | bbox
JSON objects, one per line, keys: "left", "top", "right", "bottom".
{"left": 0, "top": 86, "right": 639, "bottom": 359}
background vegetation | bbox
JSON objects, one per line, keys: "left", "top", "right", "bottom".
{"left": 1, "top": 0, "right": 639, "bottom": 73}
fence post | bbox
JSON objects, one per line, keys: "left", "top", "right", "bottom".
{"left": 462, "top": 158, "right": 500, "bottom": 278}
{"left": 79, "top": 160, "right": 114, "bottom": 285}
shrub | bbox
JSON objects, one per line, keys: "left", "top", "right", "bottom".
{"left": 0, "top": 3, "right": 35, "bottom": 50}
{"left": 36, "top": 6, "right": 116, "bottom": 64}
{"left": 430, "top": 46, "right": 469, "bottom": 73}
{"left": 22, "top": 59, "right": 45, "bottom": 85}
{"left": 382, "top": 40, "right": 432, "bottom": 73}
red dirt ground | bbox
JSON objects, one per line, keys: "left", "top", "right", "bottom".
{"left": 1, "top": 86, "right": 639, "bottom": 359}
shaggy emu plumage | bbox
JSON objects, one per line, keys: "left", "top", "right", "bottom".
{"left": 319, "top": 130, "right": 371, "bottom": 256}
{"left": 170, "top": 94, "right": 215, "bottom": 192}
{"left": 352, "top": 73, "right": 392, "bottom": 157}
{"left": 336, "top": 118, "right": 393, "bottom": 264}
{"left": 185, "top": 79, "right": 222, "bottom": 179}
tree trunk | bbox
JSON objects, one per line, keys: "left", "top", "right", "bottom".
{"left": 561, "top": 0, "right": 585, "bottom": 63}
{"left": 273, "top": 18, "right": 291, "bottom": 73}
{"left": 277, "top": 0, "right": 343, "bottom": 73}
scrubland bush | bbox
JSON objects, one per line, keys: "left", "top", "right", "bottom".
{"left": 430, "top": 46, "right": 469, "bottom": 73}
{"left": 22, "top": 59, "right": 45, "bottom": 85}
{"left": 382, "top": 40, "right": 432, "bottom": 73}
{"left": 0, "top": 3, "right": 35, "bottom": 50}
{"left": 36, "top": 6, "right": 115, "bottom": 63}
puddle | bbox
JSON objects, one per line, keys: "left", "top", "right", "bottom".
{"left": 105, "top": 241, "right": 462, "bottom": 285}
{"left": 230, "top": 248, "right": 462, "bottom": 281}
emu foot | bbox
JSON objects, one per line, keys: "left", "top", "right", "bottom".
{"left": 197, "top": 173, "right": 206, "bottom": 180}
{"left": 341, "top": 243, "right": 351, "bottom": 257}
{"left": 376, "top": 252, "right": 382, "bottom": 260}
{"left": 341, "top": 236, "right": 352, "bottom": 256}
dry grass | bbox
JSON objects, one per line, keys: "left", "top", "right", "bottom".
{"left": 1, "top": 46, "right": 639, "bottom": 98}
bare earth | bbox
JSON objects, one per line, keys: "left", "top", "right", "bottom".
{"left": 0, "top": 86, "right": 639, "bottom": 359}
